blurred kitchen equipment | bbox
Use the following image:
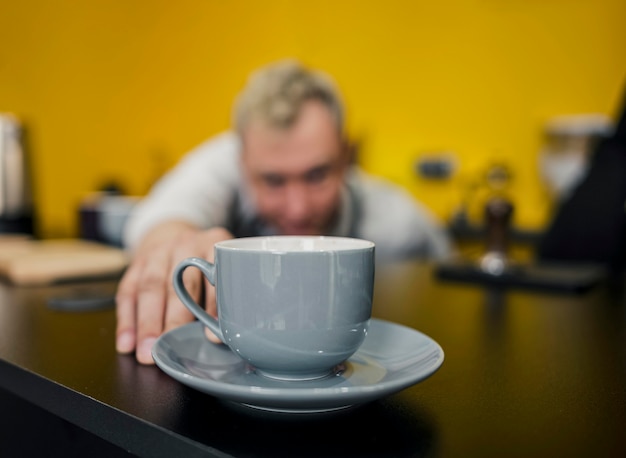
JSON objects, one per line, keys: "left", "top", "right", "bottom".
{"left": 537, "top": 90, "right": 626, "bottom": 271}
{"left": 0, "top": 114, "right": 33, "bottom": 234}
{"left": 79, "top": 192, "right": 139, "bottom": 247}
{"left": 539, "top": 114, "right": 613, "bottom": 200}
{"left": 435, "top": 192, "right": 605, "bottom": 293}
{"left": 479, "top": 197, "right": 514, "bottom": 276}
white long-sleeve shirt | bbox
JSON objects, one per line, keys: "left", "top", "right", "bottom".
{"left": 124, "top": 132, "right": 452, "bottom": 262}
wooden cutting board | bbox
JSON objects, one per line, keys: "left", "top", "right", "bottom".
{"left": 0, "top": 237, "right": 129, "bottom": 285}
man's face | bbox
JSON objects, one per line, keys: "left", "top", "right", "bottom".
{"left": 241, "top": 100, "right": 348, "bottom": 236}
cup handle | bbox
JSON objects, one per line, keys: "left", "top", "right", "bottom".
{"left": 172, "top": 257, "right": 224, "bottom": 341}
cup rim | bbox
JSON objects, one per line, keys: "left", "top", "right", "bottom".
{"left": 215, "top": 235, "right": 375, "bottom": 253}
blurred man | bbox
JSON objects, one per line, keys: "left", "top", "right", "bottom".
{"left": 116, "top": 60, "right": 451, "bottom": 364}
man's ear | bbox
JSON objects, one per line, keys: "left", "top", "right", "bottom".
{"left": 342, "top": 136, "right": 361, "bottom": 166}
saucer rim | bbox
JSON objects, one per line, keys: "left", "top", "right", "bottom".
{"left": 152, "top": 318, "right": 444, "bottom": 410}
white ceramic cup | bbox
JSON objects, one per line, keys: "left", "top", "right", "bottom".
{"left": 173, "top": 236, "right": 375, "bottom": 381}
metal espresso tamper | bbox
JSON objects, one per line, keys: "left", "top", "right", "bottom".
{"left": 479, "top": 197, "right": 514, "bottom": 276}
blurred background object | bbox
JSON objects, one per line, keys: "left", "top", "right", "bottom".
{"left": 0, "top": 238, "right": 128, "bottom": 285}
{"left": 0, "top": 0, "right": 624, "bottom": 245}
{"left": 79, "top": 193, "right": 139, "bottom": 248}
{"left": 78, "top": 182, "right": 139, "bottom": 248}
{"left": 539, "top": 113, "right": 613, "bottom": 202}
{"left": 479, "top": 196, "right": 514, "bottom": 276}
{"left": 435, "top": 88, "right": 626, "bottom": 290}
{"left": 0, "top": 114, "right": 34, "bottom": 235}
{"left": 537, "top": 88, "right": 626, "bottom": 272}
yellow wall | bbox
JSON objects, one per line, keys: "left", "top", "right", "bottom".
{"left": 1, "top": 0, "right": 625, "bottom": 238}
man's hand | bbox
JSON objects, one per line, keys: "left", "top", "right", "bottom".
{"left": 115, "top": 221, "right": 233, "bottom": 364}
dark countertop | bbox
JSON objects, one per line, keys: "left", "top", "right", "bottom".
{"left": 1, "top": 261, "right": 625, "bottom": 457}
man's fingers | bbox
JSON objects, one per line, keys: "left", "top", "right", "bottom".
{"left": 163, "top": 264, "right": 199, "bottom": 333}
{"left": 204, "top": 327, "right": 223, "bottom": 343}
{"left": 115, "top": 261, "right": 143, "bottom": 354}
{"left": 114, "top": 224, "right": 234, "bottom": 364}
{"left": 134, "top": 251, "right": 172, "bottom": 364}
{"left": 203, "top": 278, "right": 222, "bottom": 343}
{"left": 164, "top": 226, "right": 230, "bottom": 344}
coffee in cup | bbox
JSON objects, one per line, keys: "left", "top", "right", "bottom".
{"left": 173, "top": 236, "right": 375, "bottom": 381}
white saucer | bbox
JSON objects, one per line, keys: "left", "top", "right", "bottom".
{"left": 152, "top": 318, "right": 444, "bottom": 413}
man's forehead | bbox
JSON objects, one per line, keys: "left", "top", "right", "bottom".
{"left": 242, "top": 124, "right": 342, "bottom": 171}
{"left": 243, "top": 148, "right": 337, "bottom": 178}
